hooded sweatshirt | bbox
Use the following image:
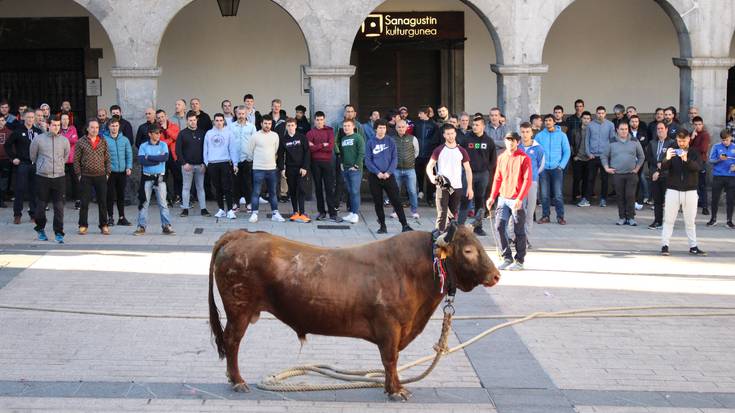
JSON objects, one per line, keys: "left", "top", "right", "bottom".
{"left": 203, "top": 127, "right": 238, "bottom": 165}
{"left": 61, "top": 126, "right": 79, "bottom": 164}
{"left": 279, "top": 132, "right": 310, "bottom": 170}
{"left": 519, "top": 140, "right": 546, "bottom": 182}
{"left": 365, "top": 136, "right": 397, "bottom": 175}
{"left": 29, "top": 131, "right": 70, "bottom": 178}
{"left": 306, "top": 126, "right": 335, "bottom": 163}
{"left": 534, "top": 125, "right": 571, "bottom": 169}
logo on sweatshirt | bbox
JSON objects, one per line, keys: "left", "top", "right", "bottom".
{"left": 211, "top": 134, "right": 225, "bottom": 147}
{"left": 372, "top": 143, "right": 389, "bottom": 154}
{"left": 342, "top": 138, "right": 354, "bottom": 147}
{"left": 471, "top": 143, "right": 487, "bottom": 150}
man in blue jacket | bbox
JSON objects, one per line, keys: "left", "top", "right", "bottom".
{"left": 365, "top": 119, "right": 412, "bottom": 234}
{"left": 134, "top": 125, "right": 174, "bottom": 236}
{"left": 105, "top": 117, "right": 133, "bottom": 226}
{"left": 535, "top": 114, "right": 571, "bottom": 225}
{"left": 707, "top": 130, "right": 735, "bottom": 228}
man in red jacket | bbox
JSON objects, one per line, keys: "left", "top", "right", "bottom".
{"left": 306, "top": 111, "right": 342, "bottom": 222}
{"left": 157, "top": 109, "right": 181, "bottom": 206}
{"left": 487, "top": 132, "right": 532, "bottom": 271}
{"left": 690, "top": 116, "right": 710, "bottom": 215}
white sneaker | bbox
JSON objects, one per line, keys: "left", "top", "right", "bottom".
{"left": 246, "top": 204, "right": 252, "bottom": 212}
{"left": 418, "top": 192, "right": 424, "bottom": 200}
{"left": 346, "top": 213, "right": 359, "bottom": 224}
{"left": 342, "top": 213, "right": 355, "bottom": 223}
{"left": 249, "top": 212, "right": 258, "bottom": 223}
{"left": 635, "top": 202, "right": 643, "bottom": 211}
{"left": 271, "top": 211, "right": 286, "bottom": 222}
{"left": 390, "top": 211, "right": 398, "bottom": 219}
{"left": 214, "top": 209, "right": 226, "bottom": 218}
{"left": 239, "top": 197, "right": 246, "bottom": 205}
{"left": 259, "top": 197, "right": 269, "bottom": 204}
{"left": 412, "top": 212, "right": 420, "bottom": 219}
{"left": 226, "top": 209, "right": 237, "bottom": 219}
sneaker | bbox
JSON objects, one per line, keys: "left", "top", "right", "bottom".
{"left": 557, "top": 218, "right": 567, "bottom": 225}
{"left": 577, "top": 198, "right": 590, "bottom": 207}
{"left": 13, "top": 216, "right": 21, "bottom": 225}
{"left": 727, "top": 221, "right": 735, "bottom": 229}
{"left": 226, "top": 209, "right": 237, "bottom": 219}
{"left": 118, "top": 217, "right": 132, "bottom": 226}
{"left": 55, "top": 233, "right": 64, "bottom": 244}
{"left": 296, "top": 213, "right": 311, "bottom": 223}
{"left": 628, "top": 219, "right": 637, "bottom": 227}
{"left": 179, "top": 209, "right": 189, "bottom": 217}
{"left": 473, "top": 227, "right": 487, "bottom": 236}
{"left": 497, "top": 259, "right": 513, "bottom": 270}
{"left": 616, "top": 219, "right": 626, "bottom": 226}
{"left": 245, "top": 204, "right": 252, "bottom": 212}
{"left": 133, "top": 226, "right": 145, "bottom": 236}
{"left": 259, "top": 196, "right": 269, "bottom": 204}
{"left": 661, "top": 245, "right": 670, "bottom": 256}
{"left": 162, "top": 225, "right": 176, "bottom": 235}
{"left": 101, "top": 226, "right": 111, "bottom": 235}
{"left": 702, "top": 208, "right": 710, "bottom": 216}
{"left": 508, "top": 261, "right": 524, "bottom": 271}
{"left": 412, "top": 212, "right": 420, "bottom": 219}
{"left": 418, "top": 192, "right": 424, "bottom": 200}
{"left": 37, "top": 230, "right": 48, "bottom": 241}
{"left": 643, "top": 198, "right": 653, "bottom": 205}
{"left": 390, "top": 211, "right": 398, "bottom": 219}
{"left": 214, "top": 209, "right": 226, "bottom": 218}
{"left": 315, "top": 212, "right": 327, "bottom": 221}
{"left": 383, "top": 199, "right": 390, "bottom": 206}
{"left": 376, "top": 225, "right": 388, "bottom": 234}
{"left": 402, "top": 224, "right": 413, "bottom": 232}
{"left": 648, "top": 222, "right": 662, "bottom": 230}
{"left": 348, "top": 213, "right": 359, "bottom": 224}
{"left": 231, "top": 204, "right": 239, "bottom": 212}
{"left": 249, "top": 212, "right": 258, "bottom": 223}
{"left": 239, "top": 197, "right": 247, "bottom": 205}
{"left": 705, "top": 219, "right": 717, "bottom": 227}
{"left": 201, "top": 209, "right": 212, "bottom": 217}
{"left": 635, "top": 203, "right": 643, "bottom": 211}
{"left": 290, "top": 212, "right": 300, "bottom": 222}
{"left": 538, "top": 216, "right": 550, "bottom": 224}
{"left": 689, "top": 246, "right": 707, "bottom": 256}
{"left": 74, "top": 200, "right": 81, "bottom": 210}
{"left": 272, "top": 211, "right": 286, "bottom": 222}
{"left": 599, "top": 199, "right": 607, "bottom": 207}
{"left": 330, "top": 215, "right": 344, "bottom": 223}
{"left": 108, "top": 216, "right": 115, "bottom": 226}
{"left": 78, "top": 226, "right": 88, "bottom": 235}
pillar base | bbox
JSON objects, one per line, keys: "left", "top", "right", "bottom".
{"left": 304, "top": 65, "right": 356, "bottom": 124}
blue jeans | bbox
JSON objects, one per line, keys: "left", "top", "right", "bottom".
{"left": 342, "top": 168, "right": 362, "bottom": 214}
{"left": 251, "top": 169, "right": 278, "bottom": 212}
{"left": 138, "top": 176, "right": 171, "bottom": 229}
{"left": 540, "top": 167, "right": 565, "bottom": 219}
{"left": 495, "top": 196, "right": 527, "bottom": 263}
{"left": 394, "top": 168, "right": 418, "bottom": 213}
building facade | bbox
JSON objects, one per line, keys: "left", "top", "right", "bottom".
{"left": 2, "top": 0, "right": 735, "bottom": 136}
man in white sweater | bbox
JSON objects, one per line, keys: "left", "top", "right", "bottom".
{"left": 246, "top": 115, "right": 285, "bottom": 223}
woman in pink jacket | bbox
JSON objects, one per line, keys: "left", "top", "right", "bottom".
{"left": 60, "top": 113, "right": 80, "bottom": 208}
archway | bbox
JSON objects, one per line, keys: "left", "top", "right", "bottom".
{"left": 541, "top": 0, "right": 687, "bottom": 116}
{"left": 0, "top": 0, "right": 116, "bottom": 123}
{"left": 157, "top": 0, "right": 310, "bottom": 117}
{"left": 348, "top": 0, "right": 500, "bottom": 120}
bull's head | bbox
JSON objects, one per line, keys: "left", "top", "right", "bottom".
{"left": 436, "top": 222, "right": 501, "bottom": 291}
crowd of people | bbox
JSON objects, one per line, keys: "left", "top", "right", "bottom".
{"left": 1, "top": 96, "right": 733, "bottom": 266}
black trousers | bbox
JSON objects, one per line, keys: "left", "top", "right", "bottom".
{"left": 368, "top": 172, "right": 407, "bottom": 226}
{"left": 697, "top": 170, "right": 708, "bottom": 208}
{"left": 495, "top": 198, "right": 527, "bottom": 263}
{"left": 233, "top": 160, "right": 253, "bottom": 205}
{"left": 311, "top": 160, "right": 337, "bottom": 215}
{"left": 572, "top": 159, "right": 589, "bottom": 200}
{"left": 209, "top": 162, "right": 232, "bottom": 210}
{"left": 79, "top": 175, "right": 108, "bottom": 229}
{"left": 435, "top": 187, "right": 463, "bottom": 232}
{"left": 0, "top": 159, "right": 11, "bottom": 202}
{"left": 459, "top": 170, "right": 490, "bottom": 228}
{"left": 286, "top": 167, "right": 307, "bottom": 214}
{"left": 334, "top": 154, "right": 346, "bottom": 204}
{"left": 651, "top": 176, "right": 667, "bottom": 224}
{"left": 165, "top": 159, "right": 182, "bottom": 203}
{"left": 612, "top": 173, "right": 638, "bottom": 219}
{"left": 711, "top": 175, "right": 735, "bottom": 222}
{"left": 64, "top": 164, "right": 79, "bottom": 202}
{"left": 35, "top": 176, "right": 65, "bottom": 235}
{"left": 415, "top": 157, "right": 434, "bottom": 202}
{"left": 107, "top": 172, "right": 128, "bottom": 218}
{"left": 587, "top": 157, "right": 608, "bottom": 200}
{"left": 13, "top": 163, "right": 36, "bottom": 217}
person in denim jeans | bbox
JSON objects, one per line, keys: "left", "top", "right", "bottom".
{"left": 134, "top": 126, "right": 174, "bottom": 235}
{"left": 393, "top": 120, "right": 420, "bottom": 219}
{"left": 535, "top": 115, "right": 571, "bottom": 225}
{"left": 336, "top": 119, "right": 364, "bottom": 224}
{"left": 247, "top": 116, "right": 286, "bottom": 223}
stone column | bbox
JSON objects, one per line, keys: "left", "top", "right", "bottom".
{"left": 674, "top": 57, "right": 735, "bottom": 137}
{"left": 491, "top": 64, "right": 549, "bottom": 132}
{"left": 110, "top": 67, "right": 162, "bottom": 203}
{"left": 304, "top": 65, "right": 356, "bottom": 124}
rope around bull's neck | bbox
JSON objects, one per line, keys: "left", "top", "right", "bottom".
{"left": 256, "top": 304, "right": 735, "bottom": 392}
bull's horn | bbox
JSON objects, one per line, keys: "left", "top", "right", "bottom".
{"left": 436, "top": 232, "right": 449, "bottom": 247}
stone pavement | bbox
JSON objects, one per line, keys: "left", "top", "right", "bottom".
{"left": 0, "top": 197, "right": 734, "bottom": 412}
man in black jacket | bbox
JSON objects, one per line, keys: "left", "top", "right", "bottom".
{"left": 190, "top": 98, "right": 212, "bottom": 132}
{"left": 135, "top": 108, "right": 157, "bottom": 149}
{"left": 413, "top": 107, "right": 438, "bottom": 206}
{"left": 4, "top": 111, "right": 43, "bottom": 224}
{"left": 647, "top": 121, "right": 674, "bottom": 230}
{"left": 279, "top": 118, "right": 311, "bottom": 222}
{"left": 660, "top": 129, "right": 705, "bottom": 256}
{"left": 457, "top": 116, "right": 497, "bottom": 235}
{"left": 175, "top": 111, "right": 210, "bottom": 217}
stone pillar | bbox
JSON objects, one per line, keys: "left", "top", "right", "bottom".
{"left": 674, "top": 57, "right": 735, "bottom": 137}
{"left": 491, "top": 64, "right": 549, "bottom": 132}
{"left": 304, "top": 65, "right": 356, "bottom": 124}
{"left": 110, "top": 67, "right": 162, "bottom": 203}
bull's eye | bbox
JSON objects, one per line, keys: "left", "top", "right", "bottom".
{"left": 463, "top": 248, "right": 473, "bottom": 255}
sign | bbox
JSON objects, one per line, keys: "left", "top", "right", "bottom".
{"left": 355, "top": 12, "right": 464, "bottom": 44}
{"left": 86, "top": 78, "right": 101, "bottom": 97}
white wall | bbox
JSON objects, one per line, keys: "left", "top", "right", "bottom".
{"left": 0, "top": 0, "right": 116, "bottom": 110}
{"left": 373, "top": 0, "right": 498, "bottom": 114}
{"left": 541, "top": 0, "right": 679, "bottom": 113}
{"left": 156, "top": 0, "right": 309, "bottom": 117}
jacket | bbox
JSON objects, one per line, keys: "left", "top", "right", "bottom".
{"left": 690, "top": 129, "right": 710, "bottom": 167}
{"left": 5, "top": 125, "right": 43, "bottom": 164}
{"left": 461, "top": 132, "right": 497, "bottom": 174}
{"left": 490, "top": 149, "right": 532, "bottom": 202}
{"left": 229, "top": 121, "right": 257, "bottom": 162}
{"left": 160, "top": 122, "right": 180, "bottom": 161}
{"left": 570, "top": 124, "right": 587, "bottom": 160}
{"left": 709, "top": 142, "right": 735, "bottom": 177}
{"left": 138, "top": 140, "right": 169, "bottom": 175}
{"left": 336, "top": 133, "right": 365, "bottom": 171}
{"left": 519, "top": 140, "right": 545, "bottom": 182}
{"left": 413, "top": 119, "right": 439, "bottom": 159}
{"left": 365, "top": 136, "right": 398, "bottom": 175}
{"left": 104, "top": 133, "right": 133, "bottom": 173}
{"left": 661, "top": 145, "right": 701, "bottom": 192}
{"left": 74, "top": 135, "right": 111, "bottom": 177}
{"left": 534, "top": 125, "right": 571, "bottom": 169}
{"left": 306, "top": 126, "right": 335, "bottom": 163}
{"left": 601, "top": 137, "right": 645, "bottom": 174}
{"left": 175, "top": 128, "right": 205, "bottom": 165}
{"left": 135, "top": 121, "right": 155, "bottom": 148}
{"left": 585, "top": 119, "right": 616, "bottom": 157}
{"left": 279, "top": 132, "right": 310, "bottom": 170}
{"left": 60, "top": 126, "right": 79, "bottom": 164}
{"left": 29, "top": 132, "right": 70, "bottom": 178}
{"left": 647, "top": 137, "right": 674, "bottom": 175}
{"left": 394, "top": 133, "right": 419, "bottom": 170}
{"left": 204, "top": 127, "right": 239, "bottom": 165}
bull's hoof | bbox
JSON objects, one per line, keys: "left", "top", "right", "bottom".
{"left": 232, "top": 382, "right": 251, "bottom": 393}
{"left": 388, "top": 388, "right": 412, "bottom": 402}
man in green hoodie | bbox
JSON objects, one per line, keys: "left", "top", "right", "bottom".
{"left": 336, "top": 119, "right": 365, "bottom": 224}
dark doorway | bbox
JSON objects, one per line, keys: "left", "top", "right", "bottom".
{"left": 0, "top": 48, "right": 86, "bottom": 123}
{"left": 728, "top": 66, "right": 735, "bottom": 116}
{"left": 356, "top": 48, "right": 441, "bottom": 117}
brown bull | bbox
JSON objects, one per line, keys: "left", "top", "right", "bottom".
{"left": 208, "top": 224, "right": 500, "bottom": 400}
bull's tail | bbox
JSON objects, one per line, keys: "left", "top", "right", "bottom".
{"left": 209, "top": 233, "right": 236, "bottom": 360}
